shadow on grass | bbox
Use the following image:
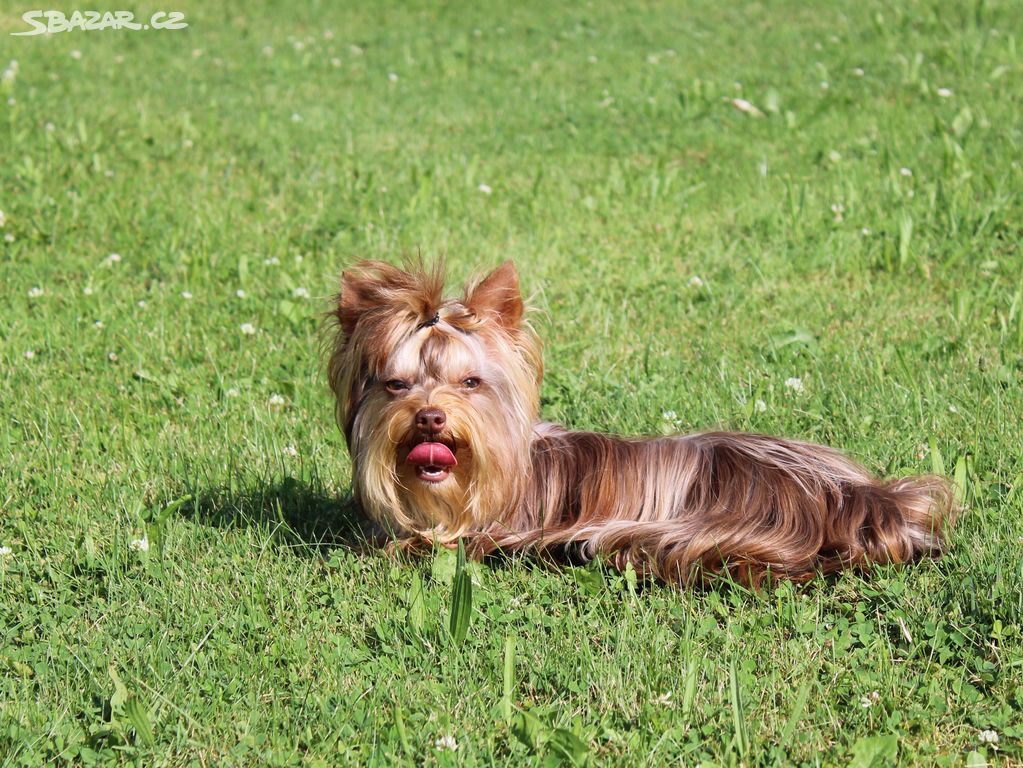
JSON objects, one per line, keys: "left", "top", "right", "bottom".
{"left": 174, "top": 476, "right": 373, "bottom": 558}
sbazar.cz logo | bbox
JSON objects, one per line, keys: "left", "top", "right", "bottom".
{"left": 12, "top": 10, "right": 188, "bottom": 35}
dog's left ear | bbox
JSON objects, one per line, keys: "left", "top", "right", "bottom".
{"left": 463, "top": 261, "right": 523, "bottom": 328}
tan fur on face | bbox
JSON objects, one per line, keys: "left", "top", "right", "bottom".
{"left": 329, "top": 260, "right": 540, "bottom": 540}
{"left": 327, "top": 260, "right": 956, "bottom": 586}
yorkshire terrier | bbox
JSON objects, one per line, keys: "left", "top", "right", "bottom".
{"left": 327, "top": 260, "right": 954, "bottom": 586}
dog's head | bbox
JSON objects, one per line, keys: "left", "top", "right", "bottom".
{"left": 327, "top": 260, "right": 542, "bottom": 539}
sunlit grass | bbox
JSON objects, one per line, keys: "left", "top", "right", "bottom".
{"left": 1, "top": 0, "right": 1022, "bottom": 764}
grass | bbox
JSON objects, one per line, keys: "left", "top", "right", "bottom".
{"left": 2, "top": 0, "right": 1022, "bottom": 764}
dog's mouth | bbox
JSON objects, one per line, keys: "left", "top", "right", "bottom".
{"left": 405, "top": 439, "right": 458, "bottom": 483}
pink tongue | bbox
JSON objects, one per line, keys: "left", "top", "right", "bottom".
{"left": 406, "top": 442, "right": 457, "bottom": 467}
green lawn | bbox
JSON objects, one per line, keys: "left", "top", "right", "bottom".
{"left": 2, "top": 0, "right": 1022, "bottom": 764}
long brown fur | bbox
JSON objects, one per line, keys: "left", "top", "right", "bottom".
{"left": 327, "top": 260, "right": 955, "bottom": 587}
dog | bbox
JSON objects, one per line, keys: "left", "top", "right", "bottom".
{"left": 327, "top": 260, "right": 955, "bottom": 586}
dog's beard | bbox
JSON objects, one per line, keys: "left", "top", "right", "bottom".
{"left": 350, "top": 386, "right": 533, "bottom": 541}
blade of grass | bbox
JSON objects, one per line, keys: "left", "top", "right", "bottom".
{"left": 729, "top": 659, "right": 748, "bottom": 759}
{"left": 449, "top": 539, "right": 472, "bottom": 645}
{"left": 503, "top": 635, "right": 516, "bottom": 722}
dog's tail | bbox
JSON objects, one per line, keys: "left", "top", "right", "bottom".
{"left": 479, "top": 431, "right": 957, "bottom": 587}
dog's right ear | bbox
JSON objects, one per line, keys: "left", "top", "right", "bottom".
{"left": 337, "top": 260, "right": 445, "bottom": 336}
{"left": 337, "top": 266, "right": 384, "bottom": 336}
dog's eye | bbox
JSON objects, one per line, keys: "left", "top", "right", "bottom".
{"left": 462, "top": 377, "right": 481, "bottom": 390}
{"left": 385, "top": 379, "right": 409, "bottom": 393}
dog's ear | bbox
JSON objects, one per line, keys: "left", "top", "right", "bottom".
{"left": 337, "top": 263, "right": 394, "bottom": 336}
{"left": 463, "top": 261, "right": 523, "bottom": 328}
{"left": 337, "top": 261, "right": 443, "bottom": 335}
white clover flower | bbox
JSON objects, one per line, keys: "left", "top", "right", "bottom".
{"left": 191, "top": 48, "right": 203, "bottom": 58}
{"left": 137, "top": 300, "right": 146, "bottom": 308}
{"left": 108, "top": 352, "right": 118, "bottom": 362}
{"left": 0, "top": 545, "right": 11, "bottom": 557}
{"left": 330, "top": 58, "right": 342, "bottom": 67}
{"left": 653, "top": 692, "right": 674, "bottom": 706}
{"left": 103, "top": 252, "right": 122, "bottom": 266}
{"left": 283, "top": 445, "right": 299, "bottom": 458}
{"left": 587, "top": 55, "right": 598, "bottom": 63}
{"left": 937, "top": 87, "right": 953, "bottom": 98}
{"left": 28, "top": 286, "right": 43, "bottom": 298}
{"left": 388, "top": 72, "right": 399, "bottom": 82}
{"left": 899, "top": 167, "right": 913, "bottom": 177}
{"left": 44, "top": 122, "right": 55, "bottom": 132}
{"left": 646, "top": 54, "right": 660, "bottom": 64}
{"left": 4, "top": 233, "right": 14, "bottom": 243}
{"left": 978, "top": 730, "right": 999, "bottom": 745}
{"left": 828, "top": 150, "right": 842, "bottom": 163}
{"left": 323, "top": 29, "right": 335, "bottom": 40}
{"left": 292, "top": 286, "right": 310, "bottom": 298}
{"left": 820, "top": 81, "right": 829, "bottom": 90}
{"left": 70, "top": 50, "right": 82, "bottom": 60}
{"left": 662, "top": 410, "right": 678, "bottom": 422}
{"left": 0, "top": 209, "right": 5, "bottom": 227}
{"left": 83, "top": 286, "right": 94, "bottom": 296}
{"left": 23, "top": 350, "right": 34, "bottom": 360}
{"left": 240, "top": 322, "right": 256, "bottom": 335}
{"left": 688, "top": 275, "right": 704, "bottom": 288}
{"left": 262, "top": 46, "right": 274, "bottom": 57}
{"left": 264, "top": 257, "right": 280, "bottom": 266}
{"left": 93, "top": 320, "right": 105, "bottom": 330}
{"left": 859, "top": 691, "right": 879, "bottom": 708}
{"left": 731, "top": 98, "right": 763, "bottom": 117}
{"left": 225, "top": 387, "right": 240, "bottom": 398}
{"left": 236, "top": 289, "right": 247, "bottom": 298}
{"left": 268, "top": 393, "right": 286, "bottom": 409}
{"left": 292, "top": 40, "right": 305, "bottom": 52}
{"left": 7, "top": 97, "right": 15, "bottom": 107}
{"left": 434, "top": 735, "right": 458, "bottom": 751}
{"left": 784, "top": 377, "right": 805, "bottom": 394}
{"left": 181, "top": 138, "right": 193, "bottom": 149}
{"left": 291, "top": 113, "right": 303, "bottom": 123}
{"left": 181, "top": 291, "right": 193, "bottom": 300}
{"left": 114, "top": 54, "right": 124, "bottom": 64}
{"left": 861, "top": 228, "right": 871, "bottom": 236}
{"left": 831, "top": 203, "right": 845, "bottom": 222}
{"left": 350, "top": 44, "right": 364, "bottom": 55}
{"left": 754, "top": 399, "right": 767, "bottom": 413}
{"left": 852, "top": 67, "right": 865, "bottom": 76}
{"left": 129, "top": 536, "right": 149, "bottom": 552}
{"left": 477, "top": 183, "right": 492, "bottom": 195}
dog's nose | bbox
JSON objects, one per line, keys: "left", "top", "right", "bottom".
{"left": 415, "top": 407, "right": 446, "bottom": 435}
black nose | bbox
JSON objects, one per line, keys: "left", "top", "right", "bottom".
{"left": 415, "top": 407, "right": 446, "bottom": 436}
